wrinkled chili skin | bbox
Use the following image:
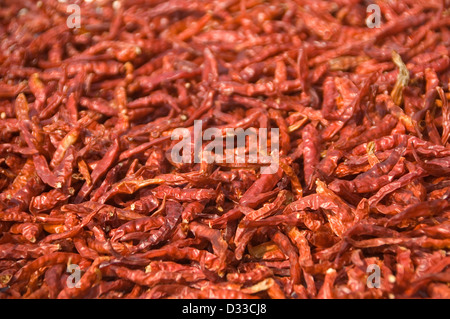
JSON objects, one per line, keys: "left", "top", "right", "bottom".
{"left": 0, "top": 0, "right": 450, "bottom": 300}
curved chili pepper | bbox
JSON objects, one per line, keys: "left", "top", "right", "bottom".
{"left": 132, "top": 200, "right": 182, "bottom": 252}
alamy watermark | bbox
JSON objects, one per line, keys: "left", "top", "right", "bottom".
{"left": 366, "top": 264, "right": 381, "bottom": 288}
{"left": 66, "top": 263, "right": 81, "bottom": 288}
{"left": 66, "top": 4, "right": 81, "bottom": 29}
{"left": 170, "top": 120, "right": 280, "bottom": 174}
{"left": 366, "top": 4, "right": 381, "bottom": 28}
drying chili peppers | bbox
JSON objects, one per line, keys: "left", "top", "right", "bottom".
{"left": 0, "top": 0, "right": 450, "bottom": 299}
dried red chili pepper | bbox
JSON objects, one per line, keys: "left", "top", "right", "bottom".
{"left": 1, "top": 0, "right": 450, "bottom": 300}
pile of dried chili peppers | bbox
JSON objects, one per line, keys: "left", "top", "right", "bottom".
{"left": 0, "top": 0, "right": 450, "bottom": 299}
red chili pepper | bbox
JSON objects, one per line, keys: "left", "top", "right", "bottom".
{"left": 1, "top": 0, "right": 450, "bottom": 300}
